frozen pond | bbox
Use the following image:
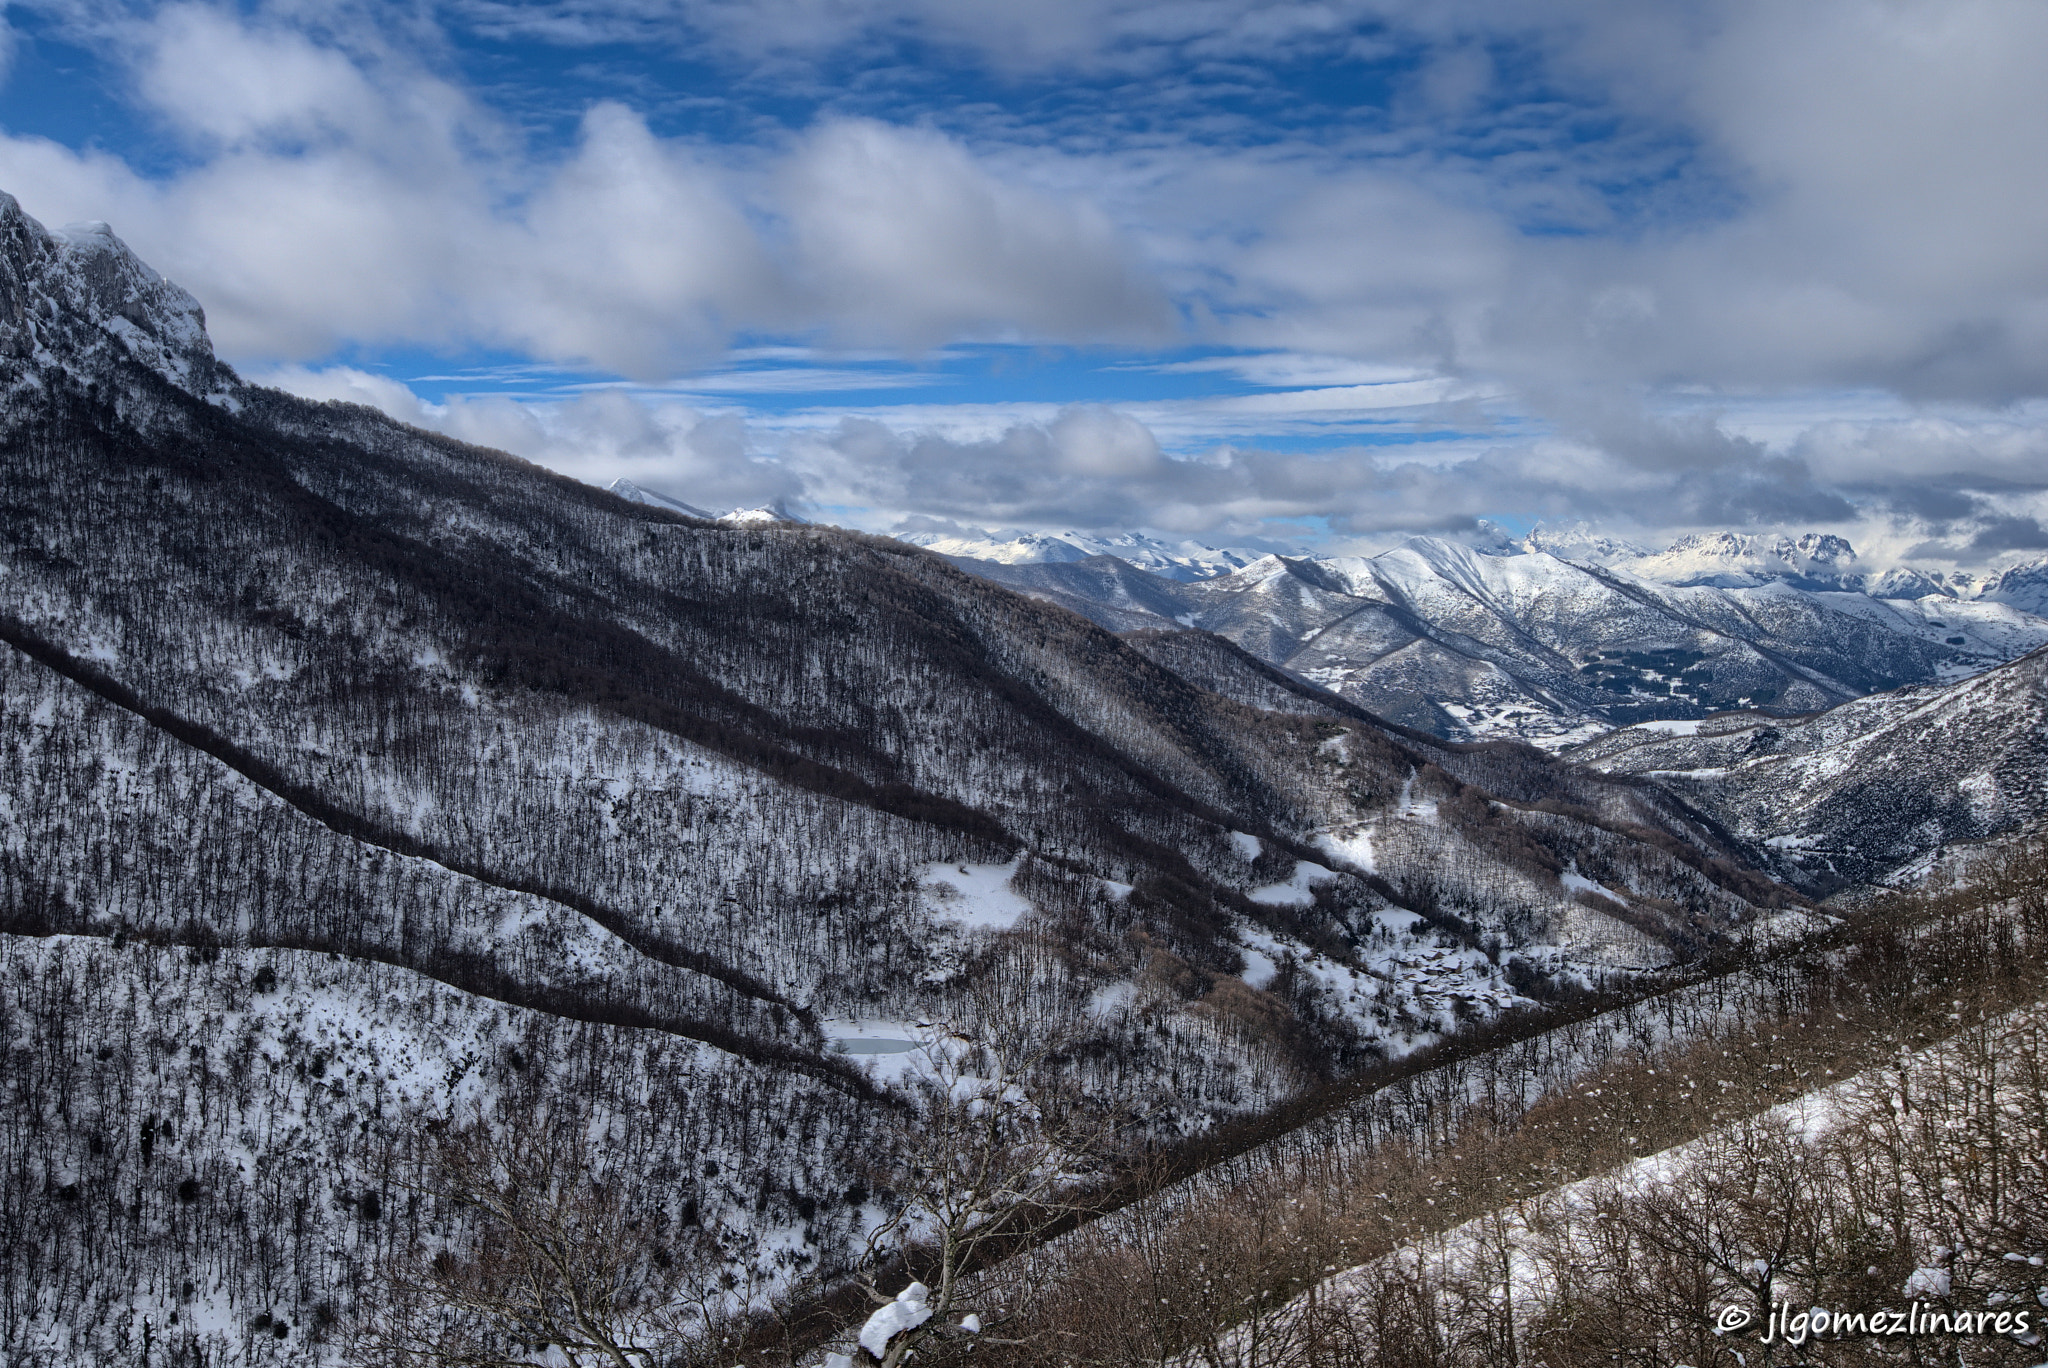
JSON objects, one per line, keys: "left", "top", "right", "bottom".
{"left": 834, "top": 1037, "right": 918, "bottom": 1056}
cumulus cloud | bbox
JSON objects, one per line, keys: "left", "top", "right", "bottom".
{"left": 103, "top": 0, "right": 2046, "bottom": 407}
{"left": 130, "top": 5, "right": 398, "bottom": 149}
{"left": 0, "top": 6, "right": 1166, "bottom": 370}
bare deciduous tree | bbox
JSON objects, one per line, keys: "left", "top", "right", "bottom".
{"left": 836, "top": 1017, "right": 1128, "bottom": 1367}
{"left": 357, "top": 1107, "right": 730, "bottom": 1368}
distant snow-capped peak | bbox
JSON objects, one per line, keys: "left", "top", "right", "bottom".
{"left": 608, "top": 479, "right": 806, "bottom": 526}
{"left": 896, "top": 526, "right": 1266, "bottom": 582}
{"left": 1516, "top": 523, "right": 2048, "bottom": 604}
{"left": 610, "top": 479, "right": 712, "bottom": 518}
{"left": 1987, "top": 558, "right": 2048, "bottom": 615}
{"left": 1516, "top": 522, "right": 1653, "bottom": 565}
{"left": 1607, "top": 531, "right": 1861, "bottom": 590}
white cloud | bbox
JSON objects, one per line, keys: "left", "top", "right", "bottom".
{"left": 781, "top": 118, "right": 1172, "bottom": 348}
{"left": 0, "top": 9, "right": 1167, "bottom": 370}
{"left": 131, "top": 4, "right": 394, "bottom": 149}
{"left": 502, "top": 101, "right": 780, "bottom": 374}
{"left": 254, "top": 360, "right": 2048, "bottom": 569}
{"left": 13, "top": 0, "right": 2048, "bottom": 558}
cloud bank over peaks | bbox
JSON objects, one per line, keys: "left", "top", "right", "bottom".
{"left": 252, "top": 355, "right": 2047, "bottom": 577}
{"left": 13, "top": 0, "right": 2048, "bottom": 562}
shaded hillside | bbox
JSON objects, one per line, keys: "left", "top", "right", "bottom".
{"left": 1572, "top": 646, "right": 2048, "bottom": 895}
{"left": 0, "top": 190, "right": 1817, "bottom": 1364}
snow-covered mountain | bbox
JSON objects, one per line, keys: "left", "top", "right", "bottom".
{"left": 894, "top": 525, "right": 1265, "bottom": 581}
{"left": 1570, "top": 644, "right": 2048, "bottom": 895}
{"left": 1516, "top": 523, "right": 2010, "bottom": 601}
{"left": 1517, "top": 521, "right": 1653, "bottom": 564}
{"left": 0, "top": 191, "right": 227, "bottom": 398}
{"left": 1602, "top": 530, "right": 1863, "bottom": 591}
{"left": 0, "top": 192, "right": 1826, "bottom": 1363}
{"left": 608, "top": 477, "right": 806, "bottom": 527}
{"left": 608, "top": 476, "right": 714, "bottom": 518}
{"left": 1986, "top": 556, "right": 2048, "bottom": 615}
{"left": 957, "top": 538, "right": 2048, "bottom": 746}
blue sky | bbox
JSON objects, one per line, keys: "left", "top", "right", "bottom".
{"left": 4, "top": 0, "right": 2048, "bottom": 564}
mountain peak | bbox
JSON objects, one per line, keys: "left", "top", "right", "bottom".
{"left": 0, "top": 190, "right": 220, "bottom": 397}
{"left": 609, "top": 478, "right": 714, "bottom": 519}
{"left": 895, "top": 525, "right": 1263, "bottom": 581}
{"left": 607, "top": 478, "right": 807, "bottom": 526}
{"left": 1987, "top": 557, "right": 2048, "bottom": 615}
{"left": 1614, "top": 530, "right": 1861, "bottom": 590}
{"left": 1518, "top": 522, "right": 1653, "bottom": 564}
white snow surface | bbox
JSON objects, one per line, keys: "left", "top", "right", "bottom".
{"left": 1248, "top": 858, "right": 1340, "bottom": 908}
{"left": 859, "top": 1281, "right": 934, "bottom": 1356}
{"left": 1559, "top": 866, "right": 1617, "bottom": 899}
{"left": 920, "top": 859, "right": 1034, "bottom": 930}
{"left": 1313, "top": 826, "right": 1377, "bottom": 874}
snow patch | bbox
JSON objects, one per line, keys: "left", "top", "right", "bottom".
{"left": 1633, "top": 718, "right": 1702, "bottom": 737}
{"left": 1249, "top": 859, "right": 1340, "bottom": 908}
{"left": 1558, "top": 866, "right": 1622, "bottom": 903}
{"left": 1240, "top": 945, "right": 1280, "bottom": 990}
{"left": 1314, "top": 828, "right": 1377, "bottom": 874}
{"left": 1902, "top": 1266, "right": 1952, "bottom": 1299}
{"left": 1087, "top": 981, "right": 1137, "bottom": 1017}
{"left": 920, "top": 859, "right": 1033, "bottom": 930}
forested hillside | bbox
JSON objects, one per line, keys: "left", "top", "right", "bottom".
{"left": 0, "top": 190, "right": 1825, "bottom": 1365}
{"left": 1573, "top": 645, "right": 2048, "bottom": 894}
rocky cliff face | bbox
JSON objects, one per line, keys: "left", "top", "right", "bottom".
{"left": 0, "top": 193, "right": 223, "bottom": 397}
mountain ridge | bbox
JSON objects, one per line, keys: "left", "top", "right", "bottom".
{"left": 947, "top": 537, "right": 2048, "bottom": 746}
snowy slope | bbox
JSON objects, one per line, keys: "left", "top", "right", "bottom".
{"left": 0, "top": 188, "right": 1843, "bottom": 1364}
{"left": 898, "top": 526, "right": 1263, "bottom": 581}
{"left": 1222, "top": 998, "right": 2048, "bottom": 1366}
{"left": 1571, "top": 645, "right": 2048, "bottom": 893}
{"left": 957, "top": 537, "right": 2048, "bottom": 747}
